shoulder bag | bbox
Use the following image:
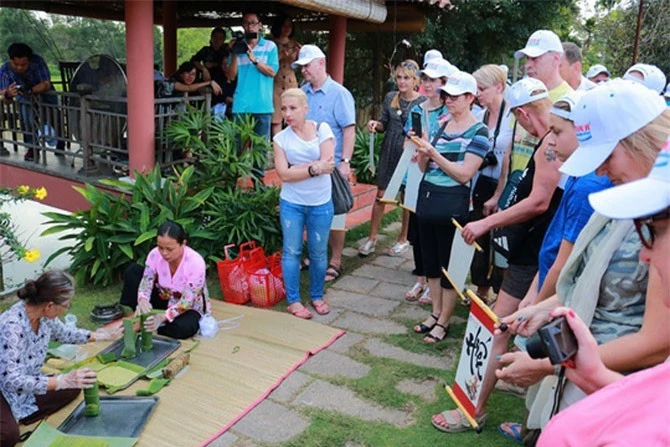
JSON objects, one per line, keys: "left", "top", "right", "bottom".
{"left": 318, "top": 122, "right": 354, "bottom": 215}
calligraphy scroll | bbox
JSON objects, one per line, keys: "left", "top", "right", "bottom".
{"left": 330, "top": 213, "right": 347, "bottom": 231}
{"left": 401, "top": 159, "right": 422, "bottom": 213}
{"left": 380, "top": 140, "right": 417, "bottom": 204}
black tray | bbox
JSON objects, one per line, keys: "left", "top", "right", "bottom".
{"left": 58, "top": 396, "right": 158, "bottom": 438}
{"left": 98, "top": 335, "right": 181, "bottom": 370}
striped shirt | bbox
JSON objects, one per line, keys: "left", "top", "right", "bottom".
{"left": 424, "top": 121, "right": 490, "bottom": 188}
{"left": 231, "top": 36, "right": 279, "bottom": 114}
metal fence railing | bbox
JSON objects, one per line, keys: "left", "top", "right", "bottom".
{"left": 0, "top": 90, "right": 209, "bottom": 176}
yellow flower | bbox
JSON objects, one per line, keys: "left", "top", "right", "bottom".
{"left": 23, "top": 249, "right": 41, "bottom": 263}
{"left": 34, "top": 187, "right": 47, "bottom": 200}
{"left": 16, "top": 185, "right": 29, "bottom": 196}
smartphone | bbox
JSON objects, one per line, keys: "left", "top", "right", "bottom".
{"left": 245, "top": 32, "right": 259, "bottom": 40}
{"left": 411, "top": 111, "right": 422, "bottom": 137}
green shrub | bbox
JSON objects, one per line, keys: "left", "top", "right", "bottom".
{"left": 42, "top": 107, "right": 282, "bottom": 286}
{"left": 352, "top": 127, "right": 383, "bottom": 185}
{"left": 42, "top": 166, "right": 216, "bottom": 286}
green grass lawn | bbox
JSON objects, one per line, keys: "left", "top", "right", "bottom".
{"left": 0, "top": 208, "right": 524, "bottom": 446}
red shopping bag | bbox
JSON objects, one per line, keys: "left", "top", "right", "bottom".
{"left": 216, "top": 242, "right": 258, "bottom": 305}
{"left": 245, "top": 250, "right": 285, "bottom": 308}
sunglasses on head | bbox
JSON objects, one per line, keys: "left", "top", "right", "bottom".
{"left": 633, "top": 208, "right": 670, "bottom": 249}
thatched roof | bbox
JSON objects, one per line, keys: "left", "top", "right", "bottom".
{"left": 1, "top": 0, "right": 448, "bottom": 29}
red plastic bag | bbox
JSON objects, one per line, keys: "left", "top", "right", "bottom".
{"left": 216, "top": 242, "right": 258, "bottom": 305}
{"left": 246, "top": 250, "right": 285, "bottom": 308}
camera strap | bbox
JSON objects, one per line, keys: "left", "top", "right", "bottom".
{"left": 483, "top": 98, "right": 506, "bottom": 157}
{"left": 550, "top": 366, "right": 567, "bottom": 418}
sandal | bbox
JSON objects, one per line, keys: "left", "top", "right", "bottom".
{"left": 413, "top": 313, "right": 438, "bottom": 334}
{"left": 385, "top": 240, "right": 409, "bottom": 257}
{"left": 288, "top": 304, "right": 313, "bottom": 320}
{"left": 358, "top": 238, "right": 377, "bottom": 257}
{"left": 417, "top": 287, "right": 432, "bottom": 304}
{"left": 424, "top": 323, "right": 448, "bottom": 343}
{"left": 498, "top": 422, "right": 524, "bottom": 444}
{"left": 325, "top": 264, "right": 341, "bottom": 282}
{"left": 300, "top": 258, "right": 310, "bottom": 271}
{"left": 405, "top": 282, "right": 425, "bottom": 301}
{"left": 432, "top": 408, "right": 487, "bottom": 433}
{"left": 495, "top": 380, "right": 527, "bottom": 398}
{"left": 312, "top": 300, "right": 330, "bottom": 315}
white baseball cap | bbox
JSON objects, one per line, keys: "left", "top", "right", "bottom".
{"left": 291, "top": 45, "right": 326, "bottom": 68}
{"left": 550, "top": 90, "right": 585, "bottom": 121}
{"left": 423, "top": 49, "right": 443, "bottom": 67}
{"left": 560, "top": 79, "right": 667, "bottom": 177}
{"left": 437, "top": 71, "right": 477, "bottom": 96}
{"left": 589, "top": 137, "right": 670, "bottom": 219}
{"left": 665, "top": 83, "right": 670, "bottom": 99}
{"left": 514, "top": 30, "right": 564, "bottom": 59}
{"left": 623, "top": 63, "right": 667, "bottom": 94}
{"left": 506, "top": 77, "right": 549, "bottom": 113}
{"left": 586, "top": 64, "right": 610, "bottom": 79}
{"left": 418, "top": 58, "right": 457, "bottom": 79}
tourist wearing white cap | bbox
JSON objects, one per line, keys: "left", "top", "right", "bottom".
{"left": 411, "top": 71, "right": 490, "bottom": 347}
{"left": 401, "top": 55, "right": 454, "bottom": 304}
{"left": 586, "top": 64, "right": 610, "bottom": 84}
{"left": 536, "top": 138, "right": 670, "bottom": 446}
{"left": 436, "top": 77, "right": 563, "bottom": 434}
{"left": 497, "top": 79, "right": 669, "bottom": 440}
{"left": 292, "top": 44, "right": 356, "bottom": 283}
{"left": 623, "top": 63, "right": 667, "bottom": 94}
{"left": 423, "top": 49, "right": 443, "bottom": 68}
{"left": 559, "top": 42, "right": 596, "bottom": 91}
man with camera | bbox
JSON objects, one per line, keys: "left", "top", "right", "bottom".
{"left": 226, "top": 12, "right": 278, "bottom": 179}
{"left": 190, "top": 27, "right": 235, "bottom": 114}
{"left": 0, "top": 43, "right": 63, "bottom": 161}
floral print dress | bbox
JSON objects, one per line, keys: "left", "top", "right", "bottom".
{"left": 0, "top": 301, "right": 90, "bottom": 420}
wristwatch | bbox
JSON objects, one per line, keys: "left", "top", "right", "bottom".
{"left": 252, "top": 59, "right": 258, "bottom": 66}
{"left": 342, "top": 158, "right": 351, "bottom": 164}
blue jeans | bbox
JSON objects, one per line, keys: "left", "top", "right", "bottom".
{"left": 233, "top": 113, "right": 272, "bottom": 181}
{"left": 280, "top": 199, "right": 334, "bottom": 304}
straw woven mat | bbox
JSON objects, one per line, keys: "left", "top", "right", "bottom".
{"left": 26, "top": 299, "right": 345, "bottom": 447}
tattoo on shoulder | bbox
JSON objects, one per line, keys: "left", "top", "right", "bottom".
{"left": 544, "top": 147, "right": 557, "bottom": 162}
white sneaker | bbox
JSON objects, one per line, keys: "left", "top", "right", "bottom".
{"left": 385, "top": 240, "right": 410, "bottom": 257}
{"left": 358, "top": 238, "right": 377, "bottom": 256}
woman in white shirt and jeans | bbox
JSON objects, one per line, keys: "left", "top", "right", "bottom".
{"left": 273, "top": 88, "right": 336, "bottom": 319}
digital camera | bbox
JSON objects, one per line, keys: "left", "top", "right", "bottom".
{"left": 526, "top": 317, "right": 578, "bottom": 365}
{"left": 231, "top": 31, "right": 259, "bottom": 54}
{"left": 479, "top": 151, "right": 498, "bottom": 170}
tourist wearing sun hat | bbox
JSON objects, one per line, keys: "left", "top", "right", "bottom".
{"left": 536, "top": 137, "right": 670, "bottom": 446}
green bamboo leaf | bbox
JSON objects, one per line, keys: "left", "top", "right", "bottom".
{"left": 84, "top": 236, "right": 95, "bottom": 252}
{"left": 39, "top": 224, "right": 73, "bottom": 237}
{"left": 135, "top": 230, "right": 156, "bottom": 246}
{"left": 119, "top": 244, "right": 134, "bottom": 259}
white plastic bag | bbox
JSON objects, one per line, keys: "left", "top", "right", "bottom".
{"left": 199, "top": 314, "right": 219, "bottom": 339}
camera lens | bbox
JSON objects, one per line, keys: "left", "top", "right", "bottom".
{"left": 526, "top": 332, "right": 548, "bottom": 360}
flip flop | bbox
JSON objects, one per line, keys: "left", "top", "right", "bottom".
{"left": 312, "top": 300, "right": 330, "bottom": 315}
{"left": 432, "top": 408, "right": 487, "bottom": 433}
{"left": 498, "top": 422, "right": 524, "bottom": 445}
{"left": 325, "top": 264, "right": 341, "bottom": 282}
{"left": 288, "top": 305, "right": 312, "bottom": 319}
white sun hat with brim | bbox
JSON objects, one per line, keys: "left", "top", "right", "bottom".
{"left": 437, "top": 71, "right": 477, "bottom": 96}
{"left": 589, "top": 137, "right": 670, "bottom": 219}
{"left": 514, "top": 30, "right": 563, "bottom": 59}
{"left": 506, "top": 77, "right": 549, "bottom": 115}
{"left": 418, "top": 58, "right": 457, "bottom": 79}
{"left": 560, "top": 79, "right": 667, "bottom": 177}
{"left": 586, "top": 64, "right": 610, "bottom": 79}
{"left": 623, "top": 63, "right": 667, "bottom": 94}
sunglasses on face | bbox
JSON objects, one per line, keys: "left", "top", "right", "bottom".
{"left": 633, "top": 209, "right": 670, "bottom": 249}
{"left": 440, "top": 91, "right": 463, "bottom": 101}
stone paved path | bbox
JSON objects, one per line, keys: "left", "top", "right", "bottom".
{"left": 211, "top": 235, "right": 456, "bottom": 446}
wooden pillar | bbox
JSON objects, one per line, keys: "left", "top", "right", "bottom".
{"left": 327, "top": 15, "right": 347, "bottom": 83}
{"left": 125, "top": 0, "right": 155, "bottom": 175}
{"left": 163, "top": 0, "right": 177, "bottom": 76}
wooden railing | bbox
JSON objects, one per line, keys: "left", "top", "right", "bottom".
{"left": 0, "top": 90, "right": 210, "bottom": 176}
